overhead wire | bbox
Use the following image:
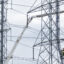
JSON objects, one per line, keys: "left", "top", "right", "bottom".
{"left": 7, "top": 0, "right": 31, "bottom": 15}
{"left": 5, "top": 0, "right": 64, "bottom": 63}
{"left": 7, "top": 3, "right": 32, "bottom": 7}
{"left": 7, "top": 40, "right": 33, "bottom": 49}
{"left": 8, "top": 23, "right": 39, "bottom": 31}
{"left": 12, "top": 56, "right": 37, "bottom": 62}
{"left": 8, "top": 8, "right": 27, "bottom": 15}
{"left": 7, "top": 39, "right": 39, "bottom": 51}
{"left": 6, "top": 23, "right": 39, "bottom": 34}
{"left": 7, "top": 36, "right": 41, "bottom": 39}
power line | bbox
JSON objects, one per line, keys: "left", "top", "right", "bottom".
{"left": 7, "top": 23, "right": 39, "bottom": 34}
{"left": 8, "top": 8, "right": 27, "bottom": 15}
{"left": 7, "top": 3, "right": 32, "bottom": 7}
{"left": 8, "top": 36, "right": 41, "bottom": 39}
{"left": 7, "top": 39, "right": 33, "bottom": 48}
{"left": 12, "top": 56, "right": 37, "bottom": 62}
{"left": 7, "top": 39, "right": 40, "bottom": 50}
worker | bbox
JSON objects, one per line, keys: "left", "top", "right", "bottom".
{"left": 62, "top": 48, "right": 64, "bottom": 56}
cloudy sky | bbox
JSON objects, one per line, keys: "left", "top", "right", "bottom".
{"left": 6, "top": 0, "right": 64, "bottom": 64}
{"left": 7, "top": 0, "right": 40, "bottom": 64}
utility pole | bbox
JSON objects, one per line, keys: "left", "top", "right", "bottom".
{"left": 0, "top": 0, "right": 8, "bottom": 64}
{"left": 1, "top": 0, "right": 4, "bottom": 64}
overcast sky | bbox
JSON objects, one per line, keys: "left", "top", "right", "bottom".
{"left": 7, "top": 0, "right": 40, "bottom": 64}
{"left": 6, "top": 0, "right": 64, "bottom": 64}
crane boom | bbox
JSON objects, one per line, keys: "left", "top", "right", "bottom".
{"left": 5, "top": 17, "right": 33, "bottom": 64}
{"left": 5, "top": 26, "right": 27, "bottom": 64}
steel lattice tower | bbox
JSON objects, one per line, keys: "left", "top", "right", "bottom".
{"left": 27, "top": 0, "right": 64, "bottom": 64}
{"left": 0, "top": 0, "right": 8, "bottom": 64}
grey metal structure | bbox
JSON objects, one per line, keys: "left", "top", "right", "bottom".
{"left": 0, "top": 0, "right": 8, "bottom": 64}
{"left": 27, "top": 0, "right": 64, "bottom": 64}
{"left": 0, "top": 0, "right": 64, "bottom": 64}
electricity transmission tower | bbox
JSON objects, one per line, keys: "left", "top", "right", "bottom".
{"left": 0, "top": 0, "right": 8, "bottom": 64}
{"left": 0, "top": 0, "right": 64, "bottom": 64}
{"left": 27, "top": 0, "right": 64, "bottom": 64}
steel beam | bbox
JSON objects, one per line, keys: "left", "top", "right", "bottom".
{"left": 31, "top": 10, "right": 64, "bottom": 18}
{"left": 56, "top": 0, "right": 63, "bottom": 64}
{"left": 1, "top": 0, "right": 4, "bottom": 64}
{"left": 28, "top": 0, "right": 64, "bottom": 13}
{"left": 33, "top": 39, "right": 64, "bottom": 47}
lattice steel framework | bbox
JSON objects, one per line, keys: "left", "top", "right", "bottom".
{"left": 27, "top": 0, "right": 64, "bottom": 64}
{"left": 0, "top": 0, "right": 8, "bottom": 64}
